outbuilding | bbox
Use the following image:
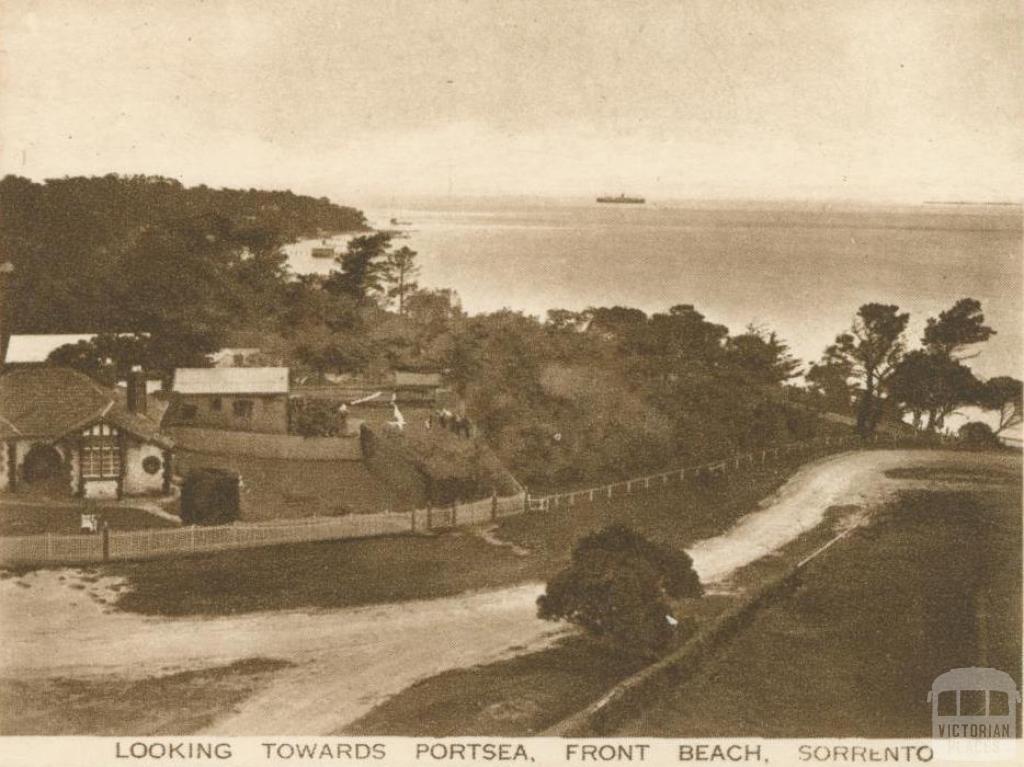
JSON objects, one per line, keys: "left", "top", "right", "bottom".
{"left": 169, "top": 367, "right": 290, "bottom": 434}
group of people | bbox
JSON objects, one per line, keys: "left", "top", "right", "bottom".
{"left": 428, "top": 408, "right": 473, "bottom": 438}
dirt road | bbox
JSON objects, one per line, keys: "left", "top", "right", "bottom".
{"left": 3, "top": 449, "right": 1013, "bottom": 734}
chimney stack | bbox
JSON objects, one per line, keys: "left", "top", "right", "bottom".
{"left": 127, "top": 365, "right": 147, "bottom": 414}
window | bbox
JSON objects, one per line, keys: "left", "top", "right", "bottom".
{"left": 142, "top": 455, "right": 162, "bottom": 475}
{"left": 960, "top": 690, "right": 986, "bottom": 716}
{"left": 211, "top": 397, "right": 223, "bottom": 411}
{"left": 81, "top": 423, "right": 121, "bottom": 479}
{"left": 937, "top": 691, "right": 957, "bottom": 717}
{"left": 989, "top": 691, "right": 1009, "bottom": 716}
{"left": 233, "top": 399, "right": 254, "bottom": 417}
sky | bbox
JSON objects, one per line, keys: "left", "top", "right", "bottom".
{"left": 1, "top": 0, "right": 1022, "bottom": 202}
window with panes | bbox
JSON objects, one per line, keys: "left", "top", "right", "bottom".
{"left": 81, "top": 423, "right": 121, "bottom": 479}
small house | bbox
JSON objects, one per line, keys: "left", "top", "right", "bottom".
{"left": 0, "top": 366, "right": 173, "bottom": 499}
{"left": 169, "top": 367, "right": 290, "bottom": 434}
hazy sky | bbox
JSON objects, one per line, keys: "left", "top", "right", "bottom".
{"left": 2, "top": 0, "right": 1021, "bottom": 201}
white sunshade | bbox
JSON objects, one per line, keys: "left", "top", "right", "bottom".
{"left": 4, "top": 334, "right": 97, "bottom": 363}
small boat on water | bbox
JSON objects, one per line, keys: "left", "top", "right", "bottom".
{"left": 310, "top": 245, "right": 335, "bottom": 258}
{"left": 390, "top": 217, "right": 413, "bottom": 226}
{"left": 597, "top": 193, "right": 645, "bottom": 204}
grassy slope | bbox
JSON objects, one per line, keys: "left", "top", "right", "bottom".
{"left": 611, "top": 465, "right": 1022, "bottom": 737}
{"left": 174, "top": 451, "right": 418, "bottom": 520}
{"left": 109, "top": 457, "right": 809, "bottom": 617}
{"left": 0, "top": 658, "right": 291, "bottom": 735}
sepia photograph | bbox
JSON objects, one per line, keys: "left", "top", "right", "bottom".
{"left": 0, "top": 1, "right": 1021, "bottom": 764}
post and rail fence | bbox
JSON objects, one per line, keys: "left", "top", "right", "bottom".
{"left": 0, "top": 430, "right": 952, "bottom": 567}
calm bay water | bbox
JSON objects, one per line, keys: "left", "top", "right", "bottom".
{"left": 287, "top": 200, "right": 1022, "bottom": 385}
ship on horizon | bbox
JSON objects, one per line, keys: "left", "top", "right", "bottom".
{"left": 597, "top": 193, "right": 645, "bottom": 204}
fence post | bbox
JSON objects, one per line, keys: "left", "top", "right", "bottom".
{"left": 45, "top": 533, "right": 52, "bottom": 560}
{"left": 491, "top": 491, "right": 498, "bottom": 521}
{"left": 607, "top": 485, "right": 613, "bottom": 499}
{"left": 102, "top": 524, "right": 110, "bottom": 562}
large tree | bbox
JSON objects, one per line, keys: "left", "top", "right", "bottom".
{"left": 887, "top": 350, "right": 980, "bottom": 432}
{"left": 326, "top": 232, "right": 392, "bottom": 303}
{"left": 384, "top": 246, "right": 420, "bottom": 315}
{"left": 832, "top": 304, "right": 910, "bottom": 436}
{"left": 922, "top": 298, "right": 995, "bottom": 360}
{"left": 806, "top": 342, "right": 856, "bottom": 414}
{"left": 977, "top": 376, "right": 1023, "bottom": 437}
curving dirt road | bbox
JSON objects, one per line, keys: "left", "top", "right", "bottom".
{"left": 2, "top": 449, "right": 1015, "bottom": 734}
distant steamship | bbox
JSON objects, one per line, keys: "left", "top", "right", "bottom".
{"left": 596, "top": 193, "right": 645, "bottom": 204}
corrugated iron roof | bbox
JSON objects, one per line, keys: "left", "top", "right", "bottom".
{"left": 173, "top": 367, "right": 290, "bottom": 395}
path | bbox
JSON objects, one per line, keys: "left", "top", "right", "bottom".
{"left": 3, "top": 449, "right": 1015, "bottom": 734}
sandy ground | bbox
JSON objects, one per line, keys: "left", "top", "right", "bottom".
{"left": 2, "top": 449, "right": 1016, "bottom": 734}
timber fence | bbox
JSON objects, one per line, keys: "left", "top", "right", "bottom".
{"left": 0, "top": 430, "right": 947, "bottom": 567}
{"left": 524, "top": 429, "right": 946, "bottom": 512}
{"left": 0, "top": 492, "right": 526, "bottom": 567}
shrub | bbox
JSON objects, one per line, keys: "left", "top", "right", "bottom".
{"left": 957, "top": 421, "right": 1001, "bottom": 449}
{"left": 181, "top": 468, "right": 241, "bottom": 525}
{"left": 537, "top": 524, "right": 703, "bottom": 656}
{"left": 290, "top": 397, "right": 347, "bottom": 437}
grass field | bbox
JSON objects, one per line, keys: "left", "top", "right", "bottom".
{"left": 0, "top": 504, "right": 177, "bottom": 536}
{"left": 0, "top": 658, "right": 291, "bottom": 735}
{"left": 611, "top": 468, "right": 1022, "bottom": 736}
{"left": 343, "top": 636, "right": 648, "bottom": 736}
{"left": 110, "top": 456, "right": 809, "bottom": 616}
{"left": 174, "top": 450, "right": 420, "bottom": 520}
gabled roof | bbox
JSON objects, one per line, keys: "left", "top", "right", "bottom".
{"left": 4, "top": 334, "right": 97, "bottom": 364}
{"left": 0, "top": 366, "right": 171, "bottom": 447}
{"left": 173, "top": 367, "right": 290, "bottom": 395}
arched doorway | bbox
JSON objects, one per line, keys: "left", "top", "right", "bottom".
{"left": 21, "top": 444, "right": 68, "bottom": 495}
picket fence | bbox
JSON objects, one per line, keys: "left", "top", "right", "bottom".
{"left": 0, "top": 493, "right": 527, "bottom": 567}
{"left": 526, "top": 433, "right": 861, "bottom": 512}
{"left": 0, "top": 430, "right": 941, "bottom": 567}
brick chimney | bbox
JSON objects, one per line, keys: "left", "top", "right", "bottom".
{"left": 127, "top": 365, "right": 147, "bottom": 414}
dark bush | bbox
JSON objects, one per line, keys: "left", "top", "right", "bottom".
{"left": 537, "top": 524, "right": 703, "bottom": 656}
{"left": 181, "top": 468, "right": 241, "bottom": 526}
{"left": 957, "top": 421, "right": 1001, "bottom": 449}
{"left": 289, "top": 397, "right": 347, "bottom": 437}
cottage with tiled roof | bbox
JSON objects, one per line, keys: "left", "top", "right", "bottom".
{"left": 0, "top": 366, "right": 174, "bottom": 499}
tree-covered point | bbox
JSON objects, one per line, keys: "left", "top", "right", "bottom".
{"left": 1, "top": 173, "right": 365, "bottom": 334}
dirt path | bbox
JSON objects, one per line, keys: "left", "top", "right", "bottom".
{"left": 3, "top": 449, "right": 1015, "bottom": 734}
{"left": 687, "top": 448, "right": 1015, "bottom": 583}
